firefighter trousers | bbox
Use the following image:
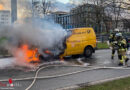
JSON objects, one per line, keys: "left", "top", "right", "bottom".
{"left": 118, "top": 49, "right": 129, "bottom": 65}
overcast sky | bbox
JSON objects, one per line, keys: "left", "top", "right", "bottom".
{"left": 57, "top": 0, "right": 69, "bottom": 4}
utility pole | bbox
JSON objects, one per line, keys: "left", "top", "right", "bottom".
{"left": 11, "top": 0, "right": 17, "bottom": 23}
{"left": 100, "top": 0, "right": 103, "bottom": 33}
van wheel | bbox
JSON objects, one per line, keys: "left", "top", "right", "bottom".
{"left": 39, "top": 55, "right": 45, "bottom": 61}
{"left": 84, "top": 47, "right": 93, "bottom": 58}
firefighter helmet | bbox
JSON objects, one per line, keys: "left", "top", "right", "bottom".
{"left": 114, "top": 28, "right": 120, "bottom": 32}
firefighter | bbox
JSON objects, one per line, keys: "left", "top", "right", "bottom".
{"left": 109, "top": 29, "right": 119, "bottom": 59}
{"left": 116, "top": 34, "right": 129, "bottom": 66}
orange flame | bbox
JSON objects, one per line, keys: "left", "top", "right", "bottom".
{"left": 44, "top": 50, "right": 52, "bottom": 55}
{"left": 15, "top": 44, "right": 40, "bottom": 64}
{"left": 0, "top": 4, "right": 4, "bottom": 10}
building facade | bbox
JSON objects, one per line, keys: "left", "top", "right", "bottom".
{"left": 0, "top": 10, "right": 11, "bottom": 26}
{"left": 50, "top": 11, "right": 70, "bottom": 29}
{"left": 116, "top": 19, "right": 130, "bottom": 32}
{"left": 50, "top": 4, "right": 111, "bottom": 33}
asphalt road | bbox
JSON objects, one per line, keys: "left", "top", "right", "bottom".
{"left": 0, "top": 49, "right": 130, "bottom": 90}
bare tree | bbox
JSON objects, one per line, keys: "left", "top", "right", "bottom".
{"left": 41, "top": 0, "right": 53, "bottom": 15}
{"left": 79, "top": 0, "right": 129, "bottom": 31}
{"left": 103, "top": 0, "right": 130, "bottom": 29}
{"left": 32, "top": 0, "right": 55, "bottom": 17}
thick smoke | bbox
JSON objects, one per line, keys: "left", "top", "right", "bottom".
{"left": 0, "top": 18, "right": 67, "bottom": 69}
{"left": 0, "top": 58, "right": 14, "bottom": 69}
{"left": 0, "top": 0, "right": 71, "bottom": 70}
{"left": 12, "top": 18, "right": 66, "bottom": 49}
{"left": 0, "top": 0, "right": 67, "bottom": 69}
{"left": 0, "top": 18, "right": 66, "bottom": 48}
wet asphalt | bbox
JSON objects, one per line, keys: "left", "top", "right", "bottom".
{"left": 0, "top": 49, "right": 130, "bottom": 90}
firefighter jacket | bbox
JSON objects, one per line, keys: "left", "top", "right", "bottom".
{"left": 117, "top": 39, "right": 127, "bottom": 52}
{"left": 109, "top": 33, "right": 117, "bottom": 48}
{"left": 109, "top": 33, "right": 116, "bottom": 43}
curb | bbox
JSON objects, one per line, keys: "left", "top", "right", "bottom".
{"left": 57, "top": 74, "right": 130, "bottom": 90}
{"left": 0, "top": 56, "right": 12, "bottom": 58}
{"left": 96, "top": 48, "right": 109, "bottom": 50}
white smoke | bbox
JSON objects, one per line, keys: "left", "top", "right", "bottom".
{"left": 0, "top": 58, "right": 14, "bottom": 69}
{"left": 0, "top": 57, "right": 35, "bottom": 69}
{"left": 1, "top": 18, "right": 66, "bottom": 48}
{"left": 0, "top": 0, "right": 67, "bottom": 69}
{"left": 0, "top": 18, "right": 67, "bottom": 69}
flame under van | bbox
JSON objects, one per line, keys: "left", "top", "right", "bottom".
{"left": 60, "top": 27, "right": 96, "bottom": 58}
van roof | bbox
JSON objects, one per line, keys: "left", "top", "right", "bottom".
{"left": 69, "top": 27, "right": 93, "bottom": 31}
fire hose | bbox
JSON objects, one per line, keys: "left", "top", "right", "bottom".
{"left": 1, "top": 64, "right": 130, "bottom": 90}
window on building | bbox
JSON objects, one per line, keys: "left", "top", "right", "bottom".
{"left": 0, "top": 22, "right": 4, "bottom": 24}
{"left": 1, "top": 18, "right": 5, "bottom": 20}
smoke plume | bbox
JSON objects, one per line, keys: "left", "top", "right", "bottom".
{"left": 0, "top": 58, "right": 14, "bottom": 69}
{"left": 0, "top": 18, "right": 67, "bottom": 69}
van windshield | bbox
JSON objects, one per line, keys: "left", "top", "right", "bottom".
{"left": 66, "top": 30, "right": 72, "bottom": 38}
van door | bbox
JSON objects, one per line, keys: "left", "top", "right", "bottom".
{"left": 66, "top": 35, "right": 82, "bottom": 56}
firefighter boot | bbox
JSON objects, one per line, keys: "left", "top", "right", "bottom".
{"left": 118, "top": 59, "right": 123, "bottom": 66}
{"left": 111, "top": 56, "right": 114, "bottom": 59}
{"left": 118, "top": 63, "right": 123, "bottom": 66}
{"left": 125, "top": 58, "right": 129, "bottom": 66}
{"left": 111, "top": 54, "right": 114, "bottom": 59}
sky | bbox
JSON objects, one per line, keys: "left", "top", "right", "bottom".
{"left": 57, "top": 0, "right": 69, "bottom": 4}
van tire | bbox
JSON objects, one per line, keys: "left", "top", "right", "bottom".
{"left": 84, "top": 47, "right": 93, "bottom": 58}
{"left": 39, "top": 55, "right": 44, "bottom": 61}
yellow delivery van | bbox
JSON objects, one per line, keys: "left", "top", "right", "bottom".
{"left": 60, "top": 27, "right": 96, "bottom": 58}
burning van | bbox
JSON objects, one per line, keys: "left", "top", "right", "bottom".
{"left": 0, "top": 27, "right": 96, "bottom": 64}
{"left": 38, "top": 27, "right": 96, "bottom": 61}
{"left": 59, "top": 27, "right": 96, "bottom": 59}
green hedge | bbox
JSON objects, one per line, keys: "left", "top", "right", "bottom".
{"left": 97, "top": 42, "right": 109, "bottom": 49}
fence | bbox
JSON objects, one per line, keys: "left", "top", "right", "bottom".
{"left": 96, "top": 35, "right": 109, "bottom": 42}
